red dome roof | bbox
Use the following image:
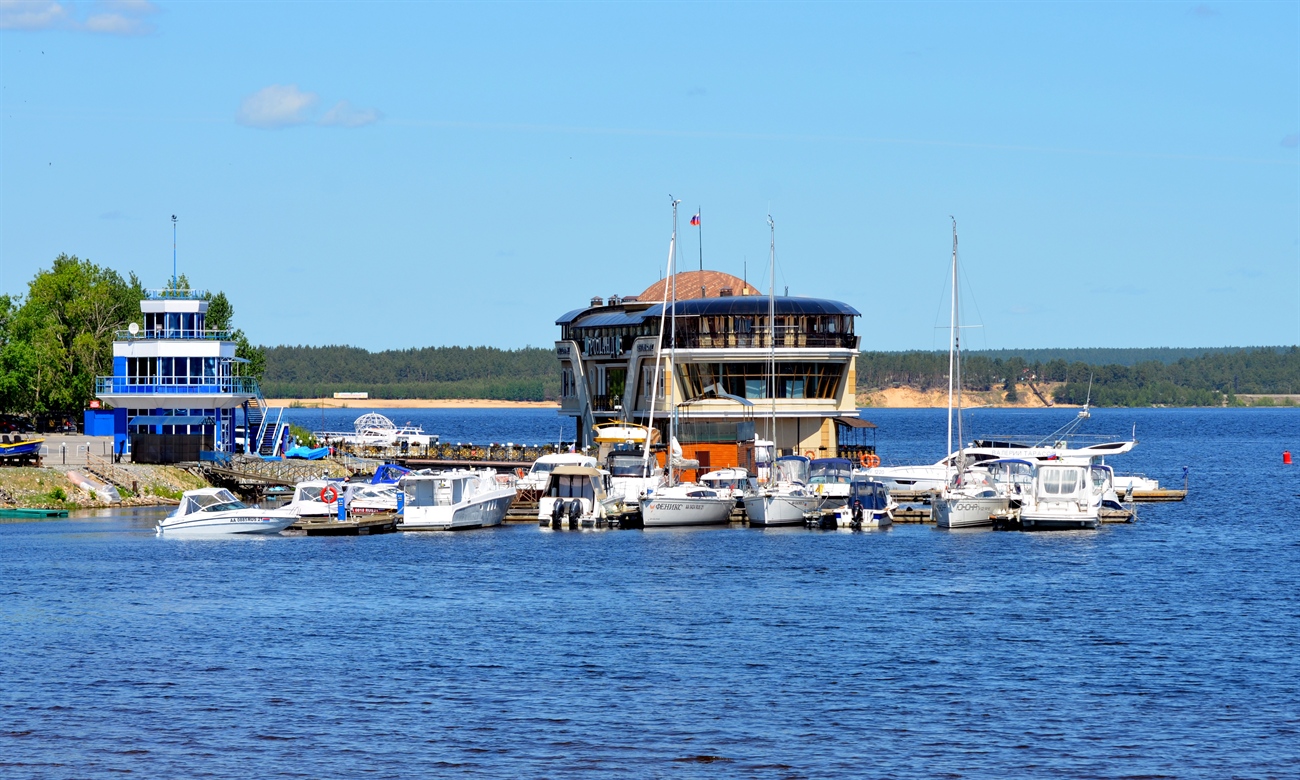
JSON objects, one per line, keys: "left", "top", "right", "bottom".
{"left": 637, "top": 270, "right": 759, "bottom": 302}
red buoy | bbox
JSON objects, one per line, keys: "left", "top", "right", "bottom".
{"left": 1286, "top": 450, "right": 1293, "bottom": 465}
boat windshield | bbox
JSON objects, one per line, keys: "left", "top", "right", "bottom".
{"left": 1039, "top": 467, "right": 1084, "bottom": 497}
{"left": 607, "top": 456, "right": 654, "bottom": 478}
{"left": 773, "top": 458, "right": 810, "bottom": 484}
{"left": 189, "top": 489, "right": 247, "bottom": 513}
{"left": 529, "top": 462, "right": 557, "bottom": 478}
{"left": 548, "top": 475, "right": 596, "bottom": 501}
{"left": 808, "top": 460, "right": 852, "bottom": 485}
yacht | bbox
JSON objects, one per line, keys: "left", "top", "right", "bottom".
{"left": 932, "top": 459, "right": 1035, "bottom": 528}
{"left": 1018, "top": 463, "right": 1103, "bottom": 530}
{"left": 634, "top": 200, "right": 736, "bottom": 529}
{"left": 594, "top": 422, "right": 666, "bottom": 507}
{"left": 157, "top": 488, "right": 298, "bottom": 535}
{"left": 538, "top": 465, "right": 624, "bottom": 528}
{"left": 808, "top": 457, "right": 854, "bottom": 508}
{"left": 831, "top": 478, "right": 895, "bottom": 528}
{"left": 398, "top": 469, "right": 515, "bottom": 531}
{"left": 347, "top": 483, "right": 402, "bottom": 515}
{"left": 699, "top": 467, "right": 751, "bottom": 507}
{"left": 744, "top": 455, "right": 822, "bottom": 527}
{"left": 515, "top": 453, "right": 598, "bottom": 503}
{"left": 285, "top": 478, "right": 346, "bottom": 518}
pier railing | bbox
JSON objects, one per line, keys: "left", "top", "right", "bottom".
{"left": 668, "top": 331, "right": 858, "bottom": 350}
{"left": 325, "top": 440, "right": 577, "bottom": 464}
{"left": 95, "top": 376, "right": 261, "bottom": 396}
{"left": 114, "top": 328, "right": 234, "bottom": 341}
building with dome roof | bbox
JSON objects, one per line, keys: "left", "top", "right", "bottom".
{"left": 555, "top": 272, "right": 866, "bottom": 472}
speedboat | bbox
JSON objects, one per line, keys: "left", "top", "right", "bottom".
{"left": 743, "top": 455, "right": 822, "bottom": 527}
{"left": 0, "top": 434, "right": 43, "bottom": 462}
{"left": 538, "top": 465, "right": 623, "bottom": 529}
{"left": 832, "top": 478, "right": 895, "bottom": 528}
{"left": 1018, "top": 462, "right": 1103, "bottom": 530}
{"left": 347, "top": 483, "right": 402, "bottom": 515}
{"left": 808, "top": 458, "right": 854, "bottom": 508}
{"left": 639, "top": 482, "right": 735, "bottom": 527}
{"left": 157, "top": 488, "right": 298, "bottom": 536}
{"left": 515, "top": 453, "right": 598, "bottom": 503}
{"left": 285, "top": 478, "right": 346, "bottom": 519}
{"left": 399, "top": 469, "right": 515, "bottom": 530}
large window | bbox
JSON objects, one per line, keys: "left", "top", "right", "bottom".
{"left": 679, "top": 362, "right": 844, "bottom": 401}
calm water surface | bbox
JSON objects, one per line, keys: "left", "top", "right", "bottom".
{"left": 2, "top": 409, "right": 1297, "bottom": 778}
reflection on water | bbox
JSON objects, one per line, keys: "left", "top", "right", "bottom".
{"left": 0, "top": 408, "right": 1296, "bottom": 778}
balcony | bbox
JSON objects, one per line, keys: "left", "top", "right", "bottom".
{"left": 668, "top": 328, "right": 858, "bottom": 350}
{"left": 145, "top": 288, "right": 208, "bottom": 300}
{"left": 115, "top": 328, "right": 234, "bottom": 341}
{"left": 95, "top": 376, "right": 260, "bottom": 396}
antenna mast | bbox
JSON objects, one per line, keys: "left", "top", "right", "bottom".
{"left": 171, "top": 214, "right": 178, "bottom": 290}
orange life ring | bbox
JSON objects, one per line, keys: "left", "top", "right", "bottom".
{"left": 859, "top": 453, "right": 881, "bottom": 468}
{"left": 804, "top": 450, "right": 815, "bottom": 459}
{"left": 515, "top": 467, "right": 527, "bottom": 479}
{"left": 320, "top": 485, "right": 339, "bottom": 504}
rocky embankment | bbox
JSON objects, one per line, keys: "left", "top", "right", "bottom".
{"left": 0, "top": 464, "right": 210, "bottom": 511}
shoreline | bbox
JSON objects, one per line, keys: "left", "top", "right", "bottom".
{"left": 267, "top": 398, "right": 561, "bottom": 410}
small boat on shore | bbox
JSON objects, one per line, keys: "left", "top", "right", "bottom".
{"left": 158, "top": 488, "right": 298, "bottom": 536}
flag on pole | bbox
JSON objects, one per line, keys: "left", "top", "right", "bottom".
{"left": 690, "top": 213, "right": 700, "bottom": 226}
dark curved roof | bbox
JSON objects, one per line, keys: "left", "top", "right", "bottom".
{"left": 642, "top": 296, "right": 860, "bottom": 318}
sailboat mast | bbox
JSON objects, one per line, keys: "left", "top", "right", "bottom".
{"left": 641, "top": 200, "right": 677, "bottom": 479}
{"left": 954, "top": 221, "right": 963, "bottom": 467}
{"left": 767, "top": 215, "right": 777, "bottom": 448}
{"left": 669, "top": 199, "right": 680, "bottom": 486}
{"left": 947, "top": 218, "right": 958, "bottom": 478}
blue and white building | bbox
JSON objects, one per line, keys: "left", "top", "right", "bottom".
{"left": 94, "top": 288, "right": 289, "bottom": 463}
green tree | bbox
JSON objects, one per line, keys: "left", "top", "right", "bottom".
{"left": 195, "top": 287, "right": 264, "bottom": 382}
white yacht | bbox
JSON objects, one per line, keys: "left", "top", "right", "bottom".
{"left": 285, "top": 478, "right": 345, "bottom": 518}
{"left": 808, "top": 457, "right": 854, "bottom": 508}
{"left": 515, "top": 453, "right": 598, "bottom": 503}
{"left": 316, "top": 412, "right": 436, "bottom": 449}
{"left": 538, "top": 465, "right": 624, "bottom": 528}
{"left": 1019, "top": 463, "right": 1103, "bottom": 530}
{"left": 932, "top": 459, "right": 1035, "bottom": 528}
{"left": 347, "top": 483, "right": 401, "bottom": 515}
{"left": 699, "top": 467, "right": 750, "bottom": 507}
{"left": 744, "top": 455, "right": 822, "bottom": 527}
{"left": 157, "top": 488, "right": 299, "bottom": 536}
{"left": 398, "top": 470, "right": 515, "bottom": 531}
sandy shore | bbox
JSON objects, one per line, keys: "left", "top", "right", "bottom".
{"left": 858, "top": 385, "right": 1075, "bottom": 409}
{"left": 267, "top": 398, "right": 561, "bottom": 409}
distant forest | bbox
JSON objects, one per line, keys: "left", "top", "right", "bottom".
{"left": 261, "top": 344, "right": 1300, "bottom": 406}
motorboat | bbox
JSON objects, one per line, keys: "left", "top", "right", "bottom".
{"left": 157, "top": 488, "right": 298, "bottom": 535}
{"left": 699, "top": 467, "right": 751, "bottom": 507}
{"left": 515, "top": 453, "right": 598, "bottom": 503}
{"left": 808, "top": 458, "right": 854, "bottom": 508}
{"left": 743, "top": 455, "right": 822, "bottom": 527}
{"left": 831, "top": 478, "right": 895, "bottom": 528}
{"left": 398, "top": 469, "right": 515, "bottom": 530}
{"left": 0, "top": 434, "right": 43, "bottom": 463}
{"left": 592, "top": 422, "right": 666, "bottom": 506}
{"left": 346, "top": 483, "right": 402, "bottom": 515}
{"left": 286, "top": 478, "right": 347, "bottom": 519}
{"left": 316, "top": 412, "right": 437, "bottom": 449}
{"left": 538, "top": 465, "right": 623, "bottom": 529}
{"left": 1018, "top": 462, "right": 1103, "bottom": 530}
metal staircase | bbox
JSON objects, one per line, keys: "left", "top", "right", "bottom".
{"left": 244, "top": 383, "right": 289, "bottom": 457}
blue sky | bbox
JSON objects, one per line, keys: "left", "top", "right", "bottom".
{"left": 2, "top": 1, "right": 1297, "bottom": 352}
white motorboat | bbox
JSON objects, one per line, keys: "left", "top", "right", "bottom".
{"left": 316, "top": 412, "right": 436, "bottom": 449}
{"left": 831, "top": 478, "right": 895, "bottom": 528}
{"left": 346, "top": 483, "right": 401, "bottom": 515}
{"left": 515, "top": 453, "right": 598, "bottom": 503}
{"left": 743, "top": 455, "right": 822, "bottom": 527}
{"left": 285, "top": 478, "right": 346, "bottom": 518}
{"left": 538, "top": 465, "right": 623, "bottom": 528}
{"left": 399, "top": 469, "right": 515, "bottom": 531}
{"left": 808, "top": 457, "right": 854, "bottom": 508}
{"left": 1019, "top": 462, "right": 1103, "bottom": 530}
{"left": 699, "top": 467, "right": 751, "bottom": 507}
{"left": 157, "top": 488, "right": 298, "bottom": 536}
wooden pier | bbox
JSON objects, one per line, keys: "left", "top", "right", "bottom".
{"left": 288, "top": 513, "right": 398, "bottom": 536}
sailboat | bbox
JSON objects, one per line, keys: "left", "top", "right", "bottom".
{"left": 932, "top": 219, "right": 1006, "bottom": 529}
{"left": 742, "top": 216, "right": 822, "bottom": 527}
{"left": 638, "top": 199, "right": 736, "bottom": 528}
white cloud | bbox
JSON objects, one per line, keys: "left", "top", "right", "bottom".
{"left": 237, "top": 84, "right": 319, "bottom": 129}
{"left": 319, "top": 100, "right": 381, "bottom": 128}
{"left": 0, "top": 0, "right": 70, "bottom": 30}
{"left": 0, "top": 0, "right": 157, "bottom": 34}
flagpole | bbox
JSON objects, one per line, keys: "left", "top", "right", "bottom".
{"left": 697, "top": 206, "right": 703, "bottom": 273}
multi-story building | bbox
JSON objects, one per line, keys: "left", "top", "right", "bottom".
{"left": 556, "top": 270, "right": 865, "bottom": 473}
{"left": 94, "top": 288, "right": 288, "bottom": 463}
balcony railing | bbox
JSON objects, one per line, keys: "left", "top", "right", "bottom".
{"left": 663, "top": 327, "right": 858, "bottom": 350}
{"left": 96, "top": 376, "right": 260, "bottom": 396}
{"left": 145, "top": 288, "right": 208, "bottom": 300}
{"left": 115, "top": 328, "right": 234, "bottom": 341}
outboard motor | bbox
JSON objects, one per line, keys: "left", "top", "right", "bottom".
{"left": 851, "top": 499, "right": 864, "bottom": 530}
{"left": 549, "top": 499, "right": 565, "bottom": 529}
{"left": 567, "top": 499, "right": 582, "bottom": 529}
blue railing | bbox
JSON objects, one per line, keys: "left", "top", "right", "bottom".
{"left": 96, "top": 376, "right": 261, "bottom": 395}
{"left": 115, "top": 329, "right": 233, "bottom": 341}
{"left": 145, "top": 288, "right": 208, "bottom": 300}
{"left": 199, "top": 450, "right": 233, "bottom": 465}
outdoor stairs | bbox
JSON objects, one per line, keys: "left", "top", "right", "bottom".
{"left": 245, "top": 386, "right": 289, "bottom": 457}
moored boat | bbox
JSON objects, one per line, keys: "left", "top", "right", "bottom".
{"left": 399, "top": 469, "right": 515, "bottom": 531}
{"left": 157, "top": 488, "right": 298, "bottom": 535}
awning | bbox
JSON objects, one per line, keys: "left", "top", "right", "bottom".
{"left": 835, "top": 417, "right": 878, "bottom": 429}
{"left": 129, "top": 415, "right": 216, "bottom": 426}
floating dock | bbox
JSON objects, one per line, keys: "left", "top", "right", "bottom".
{"left": 288, "top": 514, "right": 398, "bottom": 536}
{"left": 0, "top": 507, "right": 69, "bottom": 519}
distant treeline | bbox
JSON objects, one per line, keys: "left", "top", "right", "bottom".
{"left": 261, "top": 345, "right": 560, "bottom": 401}
{"left": 857, "top": 347, "right": 1300, "bottom": 407}
{"left": 260, "top": 344, "right": 1300, "bottom": 406}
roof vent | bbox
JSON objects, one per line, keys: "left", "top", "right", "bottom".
{"left": 590, "top": 296, "right": 604, "bottom": 307}
{"left": 719, "top": 287, "right": 733, "bottom": 297}
{"left": 607, "top": 295, "right": 622, "bottom": 306}
{"left": 622, "top": 296, "right": 638, "bottom": 303}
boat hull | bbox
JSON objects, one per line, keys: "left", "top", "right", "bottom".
{"left": 639, "top": 495, "right": 733, "bottom": 527}
{"left": 744, "top": 493, "right": 821, "bottom": 527}
{"left": 933, "top": 495, "right": 1006, "bottom": 529}
{"left": 1019, "top": 510, "right": 1100, "bottom": 531}
{"left": 400, "top": 489, "right": 515, "bottom": 531}
{"left": 157, "top": 510, "right": 298, "bottom": 536}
